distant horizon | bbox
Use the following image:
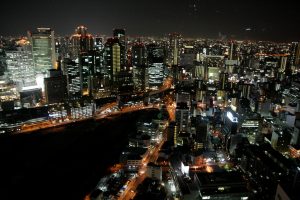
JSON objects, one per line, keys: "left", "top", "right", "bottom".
{"left": 1, "top": 0, "right": 300, "bottom": 43}
{"left": 1, "top": 28, "right": 298, "bottom": 44}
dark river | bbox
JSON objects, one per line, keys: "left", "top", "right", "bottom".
{"left": 0, "top": 109, "right": 159, "bottom": 200}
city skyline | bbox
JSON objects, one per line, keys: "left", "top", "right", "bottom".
{"left": 1, "top": 1, "right": 300, "bottom": 200}
{"left": 1, "top": 0, "right": 300, "bottom": 42}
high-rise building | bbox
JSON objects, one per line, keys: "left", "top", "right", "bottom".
{"left": 5, "top": 45, "right": 36, "bottom": 91}
{"left": 103, "top": 38, "right": 121, "bottom": 84}
{"left": 132, "top": 43, "right": 147, "bottom": 67}
{"left": 63, "top": 58, "right": 81, "bottom": 99}
{"left": 94, "top": 37, "right": 104, "bottom": 51}
{"left": 28, "top": 28, "right": 56, "bottom": 91}
{"left": 79, "top": 50, "right": 103, "bottom": 96}
{"left": 147, "top": 44, "right": 165, "bottom": 89}
{"left": 116, "top": 71, "right": 134, "bottom": 94}
{"left": 175, "top": 102, "right": 189, "bottom": 132}
{"left": 69, "top": 26, "right": 94, "bottom": 59}
{"left": 113, "top": 28, "right": 126, "bottom": 68}
{"left": 44, "top": 69, "right": 67, "bottom": 104}
{"left": 132, "top": 43, "right": 148, "bottom": 91}
{"left": 168, "top": 33, "right": 183, "bottom": 65}
{"left": 223, "top": 110, "right": 238, "bottom": 135}
{"left": 290, "top": 42, "right": 300, "bottom": 66}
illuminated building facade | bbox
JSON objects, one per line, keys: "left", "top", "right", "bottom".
{"left": 63, "top": 58, "right": 81, "bottom": 99}
{"left": 103, "top": 38, "right": 121, "bottom": 84}
{"left": 113, "top": 28, "right": 126, "bottom": 68}
{"left": 69, "top": 26, "right": 94, "bottom": 59}
{"left": 147, "top": 44, "right": 165, "bottom": 89}
{"left": 0, "top": 77, "right": 19, "bottom": 106}
{"left": 289, "top": 42, "right": 300, "bottom": 72}
{"left": 29, "top": 28, "right": 56, "bottom": 90}
{"left": 168, "top": 33, "right": 183, "bottom": 66}
{"left": 116, "top": 71, "right": 134, "bottom": 94}
{"left": 132, "top": 44, "right": 148, "bottom": 91}
{"left": 175, "top": 102, "right": 189, "bottom": 132}
{"left": 5, "top": 45, "right": 36, "bottom": 90}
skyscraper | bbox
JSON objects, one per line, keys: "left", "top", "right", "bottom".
{"left": 104, "top": 38, "right": 121, "bottom": 84}
{"left": 63, "top": 58, "right": 81, "bottom": 99}
{"left": 44, "top": 69, "right": 67, "bottom": 104}
{"left": 168, "top": 33, "right": 182, "bottom": 66}
{"left": 113, "top": 28, "right": 126, "bottom": 68}
{"left": 147, "top": 44, "right": 165, "bottom": 89}
{"left": 290, "top": 42, "right": 300, "bottom": 72}
{"left": 69, "top": 26, "right": 94, "bottom": 59}
{"left": 175, "top": 102, "right": 189, "bottom": 132}
{"left": 6, "top": 44, "right": 36, "bottom": 91}
{"left": 132, "top": 43, "right": 148, "bottom": 91}
{"left": 28, "top": 28, "right": 56, "bottom": 90}
{"left": 79, "top": 50, "right": 102, "bottom": 96}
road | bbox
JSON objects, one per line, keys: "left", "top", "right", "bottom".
{"left": 119, "top": 121, "right": 168, "bottom": 200}
{"left": 15, "top": 77, "right": 173, "bottom": 135}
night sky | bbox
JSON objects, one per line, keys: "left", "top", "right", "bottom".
{"left": 1, "top": 0, "right": 300, "bottom": 42}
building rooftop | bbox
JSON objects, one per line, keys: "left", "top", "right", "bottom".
{"left": 195, "top": 172, "right": 249, "bottom": 196}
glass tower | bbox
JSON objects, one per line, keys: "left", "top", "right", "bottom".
{"left": 29, "top": 28, "right": 55, "bottom": 91}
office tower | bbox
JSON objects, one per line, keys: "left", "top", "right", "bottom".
{"left": 94, "top": 37, "right": 104, "bottom": 51}
{"left": 113, "top": 28, "right": 126, "bottom": 68}
{"left": 116, "top": 71, "right": 134, "bottom": 94}
{"left": 103, "top": 38, "right": 121, "bottom": 84}
{"left": 79, "top": 50, "right": 103, "bottom": 96}
{"left": 5, "top": 45, "right": 36, "bottom": 91}
{"left": 132, "top": 43, "right": 148, "bottom": 91}
{"left": 175, "top": 102, "right": 189, "bottom": 132}
{"left": 63, "top": 58, "right": 81, "bottom": 99}
{"left": 147, "top": 44, "right": 165, "bottom": 89}
{"left": 290, "top": 42, "right": 300, "bottom": 66}
{"left": 219, "top": 72, "right": 229, "bottom": 90}
{"left": 80, "top": 52, "right": 93, "bottom": 96}
{"left": 69, "top": 26, "right": 94, "bottom": 59}
{"left": 44, "top": 69, "right": 67, "bottom": 104}
{"left": 168, "top": 33, "right": 182, "bottom": 65}
{"left": 28, "top": 28, "right": 55, "bottom": 90}
{"left": 289, "top": 42, "right": 300, "bottom": 74}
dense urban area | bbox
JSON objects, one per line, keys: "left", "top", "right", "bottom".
{"left": 0, "top": 26, "right": 300, "bottom": 200}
